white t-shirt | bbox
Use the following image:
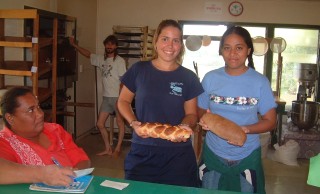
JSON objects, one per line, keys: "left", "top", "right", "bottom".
{"left": 90, "top": 54, "right": 126, "bottom": 97}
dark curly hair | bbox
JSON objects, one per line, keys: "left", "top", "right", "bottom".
{"left": 0, "top": 87, "right": 33, "bottom": 128}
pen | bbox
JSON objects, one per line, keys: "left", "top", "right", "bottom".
{"left": 51, "top": 157, "right": 76, "bottom": 183}
{"left": 51, "top": 157, "right": 62, "bottom": 167}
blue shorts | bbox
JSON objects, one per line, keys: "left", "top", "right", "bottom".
{"left": 125, "top": 143, "right": 199, "bottom": 187}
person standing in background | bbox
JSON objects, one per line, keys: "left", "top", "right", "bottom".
{"left": 198, "top": 26, "right": 277, "bottom": 193}
{"left": 69, "top": 35, "right": 126, "bottom": 157}
{"left": 117, "top": 19, "right": 203, "bottom": 187}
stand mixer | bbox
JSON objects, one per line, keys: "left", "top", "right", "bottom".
{"left": 291, "top": 63, "right": 319, "bottom": 131}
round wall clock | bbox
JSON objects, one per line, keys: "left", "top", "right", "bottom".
{"left": 228, "top": 1, "right": 243, "bottom": 16}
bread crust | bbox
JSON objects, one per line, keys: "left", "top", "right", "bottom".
{"left": 139, "top": 122, "right": 192, "bottom": 142}
{"left": 201, "top": 113, "right": 247, "bottom": 146}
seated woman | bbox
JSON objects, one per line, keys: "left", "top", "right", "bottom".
{"left": 0, "top": 87, "right": 91, "bottom": 169}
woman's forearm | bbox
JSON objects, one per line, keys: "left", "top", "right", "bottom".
{"left": 0, "top": 159, "right": 74, "bottom": 185}
{"left": 0, "top": 159, "right": 37, "bottom": 184}
{"left": 244, "top": 108, "right": 277, "bottom": 134}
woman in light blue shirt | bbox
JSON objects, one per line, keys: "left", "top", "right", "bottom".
{"left": 198, "top": 26, "right": 277, "bottom": 194}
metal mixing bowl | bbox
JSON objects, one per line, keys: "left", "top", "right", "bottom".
{"left": 291, "top": 101, "right": 319, "bottom": 130}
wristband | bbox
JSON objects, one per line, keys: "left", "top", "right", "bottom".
{"left": 130, "top": 120, "right": 137, "bottom": 127}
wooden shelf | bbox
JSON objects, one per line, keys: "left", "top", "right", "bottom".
{"left": 118, "top": 46, "right": 142, "bottom": 51}
{"left": 0, "top": 9, "right": 57, "bottom": 122}
{"left": 119, "top": 53, "right": 143, "bottom": 58}
{"left": 58, "top": 102, "right": 95, "bottom": 108}
{"left": 0, "top": 37, "right": 52, "bottom": 48}
{"left": 0, "top": 61, "right": 32, "bottom": 76}
{"left": 0, "top": 69, "right": 32, "bottom": 77}
{"left": 0, "top": 61, "right": 53, "bottom": 78}
{"left": 113, "top": 25, "right": 155, "bottom": 62}
{"left": 0, "top": 36, "right": 33, "bottom": 47}
{"left": 37, "top": 87, "right": 52, "bottom": 103}
{"left": 117, "top": 39, "right": 142, "bottom": 43}
{"left": 0, "top": 60, "right": 31, "bottom": 69}
{"left": 56, "top": 111, "right": 75, "bottom": 116}
{"left": 1, "top": 8, "right": 77, "bottom": 125}
{"left": 39, "top": 38, "right": 53, "bottom": 48}
{"left": 38, "top": 64, "right": 52, "bottom": 77}
{"left": 114, "top": 32, "right": 143, "bottom": 36}
{"left": 0, "top": 9, "right": 37, "bottom": 19}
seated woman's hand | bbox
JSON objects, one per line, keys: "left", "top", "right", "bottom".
{"left": 39, "top": 165, "right": 75, "bottom": 187}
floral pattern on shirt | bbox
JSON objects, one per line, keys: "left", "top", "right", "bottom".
{"left": 210, "top": 94, "right": 258, "bottom": 106}
{"left": 0, "top": 133, "right": 44, "bottom": 165}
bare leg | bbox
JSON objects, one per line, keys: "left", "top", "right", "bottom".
{"left": 96, "top": 112, "right": 113, "bottom": 156}
{"left": 113, "top": 108, "right": 125, "bottom": 158}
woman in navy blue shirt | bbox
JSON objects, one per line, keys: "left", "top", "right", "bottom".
{"left": 117, "top": 19, "right": 203, "bottom": 187}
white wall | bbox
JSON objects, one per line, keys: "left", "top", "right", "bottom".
{"left": 0, "top": 0, "right": 55, "bottom": 10}
{"left": 57, "top": 0, "right": 97, "bottom": 138}
{"left": 96, "top": 0, "right": 320, "bottom": 46}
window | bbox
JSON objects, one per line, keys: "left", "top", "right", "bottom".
{"left": 272, "top": 28, "right": 319, "bottom": 106}
{"left": 182, "top": 24, "right": 226, "bottom": 80}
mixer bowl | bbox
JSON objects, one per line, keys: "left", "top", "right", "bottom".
{"left": 291, "top": 101, "right": 319, "bottom": 130}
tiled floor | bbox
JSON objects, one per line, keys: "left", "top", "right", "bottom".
{"left": 76, "top": 132, "right": 320, "bottom": 194}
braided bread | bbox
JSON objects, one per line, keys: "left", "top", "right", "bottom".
{"left": 139, "top": 122, "right": 192, "bottom": 142}
{"left": 201, "top": 113, "right": 247, "bottom": 146}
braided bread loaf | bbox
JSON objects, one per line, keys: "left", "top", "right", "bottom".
{"left": 201, "top": 113, "right": 247, "bottom": 146}
{"left": 139, "top": 122, "right": 192, "bottom": 142}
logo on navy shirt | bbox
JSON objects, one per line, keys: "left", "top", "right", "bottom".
{"left": 170, "top": 82, "right": 183, "bottom": 96}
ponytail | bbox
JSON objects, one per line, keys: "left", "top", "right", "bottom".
{"left": 247, "top": 55, "right": 255, "bottom": 70}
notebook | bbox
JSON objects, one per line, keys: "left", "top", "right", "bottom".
{"left": 29, "top": 168, "right": 94, "bottom": 193}
{"left": 29, "top": 175, "right": 93, "bottom": 193}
